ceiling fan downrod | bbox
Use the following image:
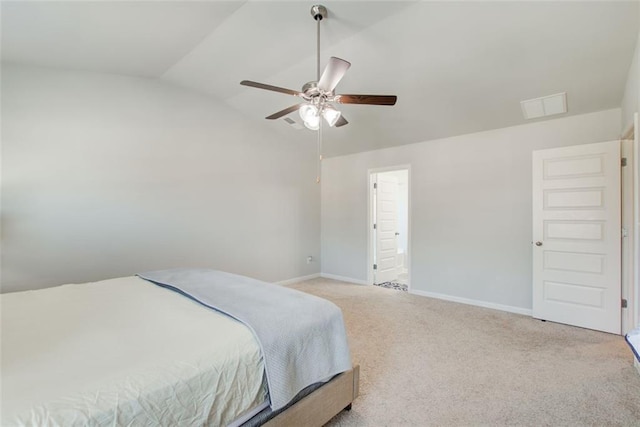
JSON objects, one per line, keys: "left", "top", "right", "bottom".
{"left": 311, "top": 5, "right": 327, "bottom": 81}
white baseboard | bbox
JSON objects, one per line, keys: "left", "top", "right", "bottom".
{"left": 320, "top": 273, "right": 369, "bottom": 286}
{"left": 635, "top": 359, "right": 640, "bottom": 376}
{"left": 409, "top": 289, "right": 532, "bottom": 317}
{"left": 275, "top": 273, "right": 320, "bottom": 286}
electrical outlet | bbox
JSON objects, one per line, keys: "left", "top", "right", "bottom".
{"left": 307, "top": 256, "right": 313, "bottom": 264}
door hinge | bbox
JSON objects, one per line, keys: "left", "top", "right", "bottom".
{"left": 373, "top": 182, "right": 377, "bottom": 189}
{"left": 373, "top": 264, "right": 377, "bottom": 270}
{"left": 622, "top": 299, "right": 628, "bottom": 308}
{"left": 622, "top": 157, "right": 628, "bottom": 167}
{"left": 373, "top": 223, "right": 377, "bottom": 229}
{"left": 622, "top": 227, "right": 629, "bottom": 238}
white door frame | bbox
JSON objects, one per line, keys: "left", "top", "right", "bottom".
{"left": 632, "top": 113, "right": 639, "bottom": 374}
{"left": 620, "top": 114, "right": 638, "bottom": 335}
{"left": 635, "top": 113, "right": 639, "bottom": 331}
{"left": 367, "top": 165, "right": 411, "bottom": 288}
{"left": 622, "top": 136, "right": 636, "bottom": 334}
{"left": 627, "top": 112, "right": 639, "bottom": 332}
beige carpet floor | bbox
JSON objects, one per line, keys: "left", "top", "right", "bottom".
{"left": 288, "top": 278, "right": 640, "bottom": 426}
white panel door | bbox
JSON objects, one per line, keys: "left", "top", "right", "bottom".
{"left": 375, "top": 174, "right": 399, "bottom": 283}
{"left": 532, "top": 140, "right": 621, "bottom": 334}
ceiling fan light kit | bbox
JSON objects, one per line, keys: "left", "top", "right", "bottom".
{"left": 322, "top": 105, "right": 341, "bottom": 127}
{"left": 240, "top": 4, "right": 397, "bottom": 181}
{"left": 299, "top": 103, "right": 341, "bottom": 129}
{"left": 300, "top": 104, "right": 320, "bottom": 130}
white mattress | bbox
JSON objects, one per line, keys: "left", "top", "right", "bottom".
{"left": 1, "top": 276, "right": 268, "bottom": 426}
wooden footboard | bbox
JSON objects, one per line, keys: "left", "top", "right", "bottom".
{"left": 263, "top": 364, "right": 360, "bottom": 427}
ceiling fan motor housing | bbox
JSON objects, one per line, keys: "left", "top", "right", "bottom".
{"left": 302, "top": 81, "right": 332, "bottom": 99}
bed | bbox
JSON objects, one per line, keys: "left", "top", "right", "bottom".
{"left": 1, "top": 269, "right": 359, "bottom": 426}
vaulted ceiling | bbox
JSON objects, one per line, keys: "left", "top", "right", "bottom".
{"left": 2, "top": 1, "right": 638, "bottom": 157}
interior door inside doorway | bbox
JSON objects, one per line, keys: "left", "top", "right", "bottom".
{"left": 373, "top": 170, "right": 409, "bottom": 287}
{"left": 532, "top": 140, "right": 621, "bottom": 334}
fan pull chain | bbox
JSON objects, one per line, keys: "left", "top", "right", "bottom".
{"left": 316, "top": 118, "right": 323, "bottom": 183}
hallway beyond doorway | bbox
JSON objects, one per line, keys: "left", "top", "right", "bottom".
{"left": 369, "top": 168, "right": 410, "bottom": 289}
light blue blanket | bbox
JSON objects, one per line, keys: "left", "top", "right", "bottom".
{"left": 626, "top": 327, "right": 640, "bottom": 362}
{"left": 137, "top": 268, "right": 352, "bottom": 410}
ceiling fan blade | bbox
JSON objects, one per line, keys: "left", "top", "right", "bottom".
{"left": 265, "top": 104, "right": 302, "bottom": 120}
{"left": 240, "top": 80, "right": 302, "bottom": 97}
{"left": 335, "top": 94, "right": 397, "bottom": 106}
{"left": 334, "top": 115, "right": 349, "bottom": 127}
{"left": 317, "top": 57, "right": 351, "bottom": 93}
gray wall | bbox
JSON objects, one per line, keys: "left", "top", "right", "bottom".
{"left": 321, "top": 109, "right": 621, "bottom": 312}
{"left": 1, "top": 64, "right": 320, "bottom": 292}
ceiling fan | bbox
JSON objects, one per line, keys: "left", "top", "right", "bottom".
{"left": 240, "top": 4, "right": 397, "bottom": 131}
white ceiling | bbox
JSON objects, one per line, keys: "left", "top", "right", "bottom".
{"left": 2, "top": 1, "right": 638, "bottom": 157}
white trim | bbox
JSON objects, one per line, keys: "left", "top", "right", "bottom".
{"left": 633, "top": 113, "right": 639, "bottom": 330}
{"left": 367, "top": 172, "right": 375, "bottom": 286}
{"left": 635, "top": 359, "right": 640, "bottom": 376}
{"left": 320, "top": 273, "right": 369, "bottom": 286}
{"left": 275, "top": 273, "right": 320, "bottom": 286}
{"left": 622, "top": 138, "right": 635, "bottom": 334}
{"left": 410, "top": 289, "right": 533, "bottom": 317}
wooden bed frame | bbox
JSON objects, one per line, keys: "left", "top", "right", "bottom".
{"left": 264, "top": 364, "right": 360, "bottom": 427}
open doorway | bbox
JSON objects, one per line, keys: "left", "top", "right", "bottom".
{"left": 368, "top": 167, "right": 410, "bottom": 291}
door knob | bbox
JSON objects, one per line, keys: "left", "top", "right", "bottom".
{"left": 535, "top": 241, "right": 543, "bottom": 246}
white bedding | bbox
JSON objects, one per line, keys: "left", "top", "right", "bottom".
{"left": 1, "top": 276, "right": 268, "bottom": 426}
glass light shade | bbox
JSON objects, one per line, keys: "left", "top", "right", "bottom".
{"left": 299, "top": 103, "right": 320, "bottom": 130}
{"left": 322, "top": 105, "right": 341, "bottom": 127}
{"left": 299, "top": 104, "right": 318, "bottom": 123}
{"left": 304, "top": 113, "right": 320, "bottom": 128}
{"left": 304, "top": 119, "right": 319, "bottom": 130}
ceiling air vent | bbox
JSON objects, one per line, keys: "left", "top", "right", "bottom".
{"left": 283, "top": 117, "right": 303, "bottom": 130}
{"left": 520, "top": 92, "right": 567, "bottom": 120}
